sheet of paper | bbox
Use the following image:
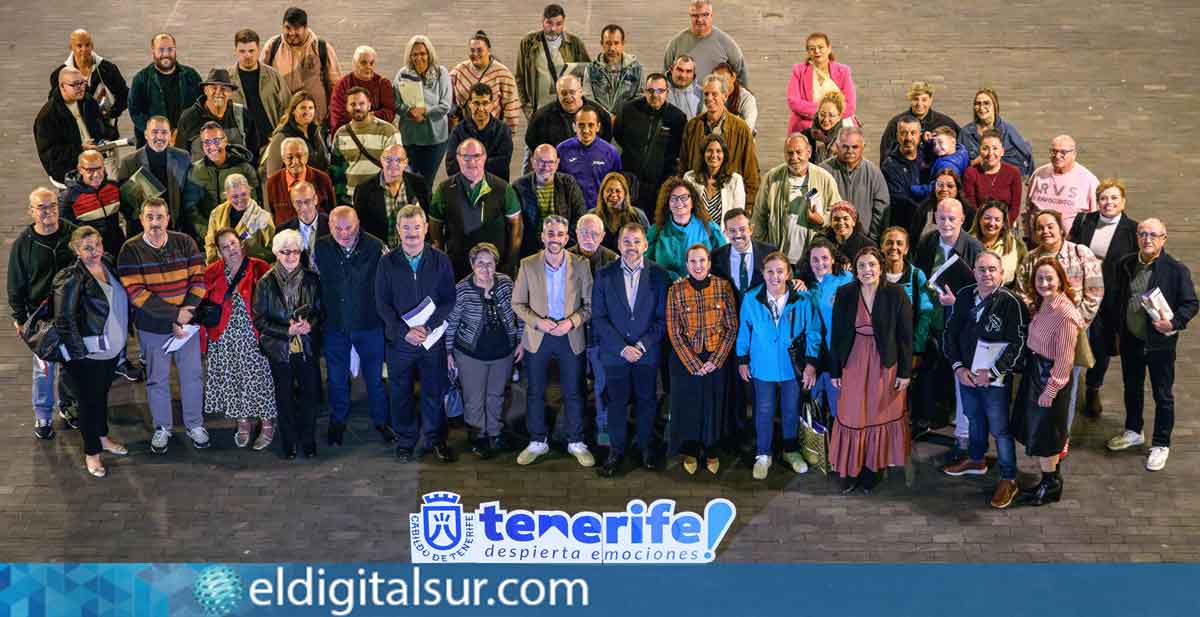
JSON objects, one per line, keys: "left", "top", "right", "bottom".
{"left": 403, "top": 296, "right": 435, "bottom": 327}
{"left": 422, "top": 322, "right": 448, "bottom": 350}
{"left": 926, "top": 253, "right": 961, "bottom": 292}
{"left": 971, "top": 340, "right": 1008, "bottom": 372}
{"left": 349, "top": 345, "right": 361, "bottom": 378}
{"left": 162, "top": 324, "right": 200, "bottom": 353}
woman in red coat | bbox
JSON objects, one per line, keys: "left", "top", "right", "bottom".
{"left": 202, "top": 227, "right": 276, "bottom": 449}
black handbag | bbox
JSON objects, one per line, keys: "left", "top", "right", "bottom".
{"left": 21, "top": 300, "right": 69, "bottom": 363}
{"left": 786, "top": 301, "right": 808, "bottom": 379}
{"left": 195, "top": 259, "right": 250, "bottom": 328}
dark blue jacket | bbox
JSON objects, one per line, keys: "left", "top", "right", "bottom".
{"left": 590, "top": 258, "right": 669, "bottom": 367}
{"left": 313, "top": 231, "right": 385, "bottom": 334}
{"left": 880, "top": 146, "right": 925, "bottom": 233}
{"left": 374, "top": 243, "right": 456, "bottom": 354}
{"left": 129, "top": 63, "right": 203, "bottom": 146}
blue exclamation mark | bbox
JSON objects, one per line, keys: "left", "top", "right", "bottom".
{"left": 702, "top": 499, "right": 736, "bottom": 561}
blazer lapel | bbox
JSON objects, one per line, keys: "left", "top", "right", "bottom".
{"left": 563, "top": 254, "right": 576, "bottom": 313}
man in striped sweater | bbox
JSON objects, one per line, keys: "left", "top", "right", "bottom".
{"left": 330, "top": 87, "right": 402, "bottom": 205}
{"left": 117, "top": 197, "right": 209, "bottom": 453}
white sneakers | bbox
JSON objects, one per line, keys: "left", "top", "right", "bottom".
{"left": 1146, "top": 447, "right": 1170, "bottom": 472}
{"left": 517, "top": 441, "right": 549, "bottom": 466}
{"left": 1106, "top": 430, "right": 1145, "bottom": 451}
{"left": 1107, "top": 430, "right": 1170, "bottom": 471}
{"left": 187, "top": 426, "right": 211, "bottom": 449}
{"left": 150, "top": 427, "right": 171, "bottom": 453}
{"left": 752, "top": 455, "right": 771, "bottom": 480}
{"left": 567, "top": 442, "right": 595, "bottom": 467}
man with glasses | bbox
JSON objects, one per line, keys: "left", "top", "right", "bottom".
{"left": 50, "top": 30, "right": 129, "bottom": 140}
{"left": 58, "top": 150, "right": 126, "bottom": 257}
{"left": 36, "top": 67, "right": 116, "bottom": 186}
{"left": 513, "top": 144, "right": 586, "bottom": 258}
{"left": 512, "top": 215, "right": 595, "bottom": 468}
{"left": 613, "top": 73, "right": 686, "bottom": 216}
{"left": 129, "top": 33, "right": 203, "bottom": 148}
{"left": 265, "top": 137, "right": 336, "bottom": 224}
{"left": 188, "top": 122, "right": 259, "bottom": 242}
{"left": 429, "top": 139, "right": 523, "bottom": 278}
{"left": 9, "top": 188, "right": 79, "bottom": 439}
{"left": 662, "top": 0, "right": 749, "bottom": 86}
{"left": 570, "top": 214, "right": 618, "bottom": 444}
{"left": 525, "top": 75, "right": 612, "bottom": 173}
{"left": 276, "top": 181, "right": 330, "bottom": 269}
{"left": 1024, "top": 134, "right": 1098, "bottom": 241}
{"left": 444, "top": 83, "right": 514, "bottom": 181}
{"left": 1107, "top": 219, "right": 1198, "bottom": 472}
{"left": 353, "top": 144, "right": 431, "bottom": 248}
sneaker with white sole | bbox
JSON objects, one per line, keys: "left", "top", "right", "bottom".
{"left": 782, "top": 451, "right": 808, "bottom": 474}
{"left": 752, "top": 455, "right": 771, "bottom": 480}
{"left": 567, "top": 442, "right": 595, "bottom": 467}
{"left": 186, "top": 426, "right": 211, "bottom": 449}
{"left": 517, "top": 441, "right": 549, "bottom": 466}
{"left": 1146, "top": 446, "right": 1170, "bottom": 471}
{"left": 150, "top": 427, "right": 171, "bottom": 454}
{"left": 33, "top": 418, "right": 55, "bottom": 440}
{"left": 1107, "top": 430, "right": 1145, "bottom": 451}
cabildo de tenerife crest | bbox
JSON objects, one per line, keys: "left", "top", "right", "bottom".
{"left": 410, "top": 492, "right": 737, "bottom": 564}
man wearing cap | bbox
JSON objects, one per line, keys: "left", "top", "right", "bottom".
{"left": 261, "top": 7, "right": 342, "bottom": 125}
{"left": 175, "top": 69, "right": 246, "bottom": 162}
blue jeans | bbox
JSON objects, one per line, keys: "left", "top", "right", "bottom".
{"left": 525, "top": 335, "right": 584, "bottom": 443}
{"left": 324, "top": 328, "right": 389, "bottom": 427}
{"left": 961, "top": 383, "right": 1017, "bottom": 480}
{"left": 586, "top": 346, "right": 607, "bottom": 430}
{"left": 387, "top": 345, "right": 448, "bottom": 450}
{"left": 32, "top": 355, "right": 73, "bottom": 421}
{"left": 753, "top": 378, "right": 801, "bottom": 456}
{"left": 407, "top": 142, "right": 449, "bottom": 186}
{"left": 810, "top": 372, "right": 840, "bottom": 418}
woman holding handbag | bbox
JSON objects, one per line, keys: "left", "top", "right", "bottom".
{"left": 53, "top": 226, "right": 128, "bottom": 478}
{"left": 201, "top": 227, "right": 276, "bottom": 449}
{"left": 735, "top": 252, "right": 815, "bottom": 480}
{"left": 800, "top": 237, "right": 854, "bottom": 418}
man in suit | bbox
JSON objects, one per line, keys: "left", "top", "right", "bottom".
{"left": 352, "top": 144, "right": 431, "bottom": 248}
{"left": 276, "top": 181, "right": 329, "bottom": 270}
{"left": 374, "top": 204, "right": 456, "bottom": 464}
{"left": 710, "top": 207, "right": 776, "bottom": 456}
{"left": 570, "top": 214, "right": 618, "bottom": 445}
{"left": 512, "top": 215, "right": 595, "bottom": 468}
{"left": 118, "top": 115, "right": 204, "bottom": 238}
{"left": 591, "top": 222, "right": 669, "bottom": 477}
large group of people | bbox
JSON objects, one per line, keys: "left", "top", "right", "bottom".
{"left": 15, "top": 4, "right": 1197, "bottom": 509}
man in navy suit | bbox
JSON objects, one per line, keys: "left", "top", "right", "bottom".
{"left": 276, "top": 181, "right": 330, "bottom": 270}
{"left": 592, "top": 222, "right": 669, "bottom": 477}
{"left": 710, "top": 208, "right": 776, "bottom": 456}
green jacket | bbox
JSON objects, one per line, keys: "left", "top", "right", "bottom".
{"left": 751, "top": 162, "right": 842, "bottom": 261}
{"left": 188, "top": 143, "right": 260, "bottom": 241}
{"left": 647, "top": 218, "right": 726, "bottom": 281}
{"left": 514, "top": 31, "right": 590, "bottom": 116}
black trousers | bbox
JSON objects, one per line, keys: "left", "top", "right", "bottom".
{"left": 62, "top": 357, "right": 118, "bottom": 456}
{"left": 269, "top": 354, "right": 322, "bottom": 451}
{"left": 1120, "top": 334, "right": 1177, "bottom": 447}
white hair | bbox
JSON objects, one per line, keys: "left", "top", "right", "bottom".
{"left": 272, "top": 229, "right": 304, "bottom": 254}
{"left": 354, "top": 45, "right": 377, "bottom": 61}
{"left": 577, "top": 213, "right": 604, "bottom": 231}
{"left": 223, "top": 173, "right": 250, "bottom": 193}
{"left": 280, "top": 136, "right": 308, "bottom": 155}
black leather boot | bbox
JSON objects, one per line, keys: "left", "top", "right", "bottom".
{"left": 1083, "top": 387, "right": 1103, "bottom": 419}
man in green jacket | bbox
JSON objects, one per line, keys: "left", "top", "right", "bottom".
{"left": 129, "top": 33, "right": 202, "bottom": 148}
{"left": 515, "top": 4, "right": 590, "bottom": 120}
{"left": 752, "top": 134, "right": 842, "bottom": 266}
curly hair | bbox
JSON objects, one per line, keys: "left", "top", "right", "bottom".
{"left": 654, "top": 176, "right": 711, "bottom": 228}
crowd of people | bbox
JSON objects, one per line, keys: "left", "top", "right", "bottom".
{"left": 16, "top": 3, "right": 1197, "bottom": 509}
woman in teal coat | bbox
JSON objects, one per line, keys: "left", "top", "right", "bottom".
{"left": 647, "top": 177, "right": 726, "bottom": 280}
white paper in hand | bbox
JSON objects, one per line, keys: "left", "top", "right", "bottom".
{"left": 403, "top": 296, "right": 435, "bottom": 327}
{"left": 349, "top": 346, "right": 361, "bottom": 378}
{"left": 162, "top": 324, "right": 200, "bottom": 353}
{"left": 971, "top": 341, "right": 1008, "bottom": 372}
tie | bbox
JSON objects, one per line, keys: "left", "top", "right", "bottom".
{"left": 738, "top": 252, "right": 749, "bottom": 292}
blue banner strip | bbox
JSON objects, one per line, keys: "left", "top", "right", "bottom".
{"left": 0, "top": 563, "right": 1192, "bottom": 616}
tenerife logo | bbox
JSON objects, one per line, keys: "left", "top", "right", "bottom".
{"left": 410, "top": 492, "right": 737, "bottom": 564}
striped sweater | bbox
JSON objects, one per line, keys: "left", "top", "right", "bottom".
{"left": 117, "top": 232, "right": 207, "bottom": 334}
{"left": 329, "top": 118, "right": 403, "bottom": 204}
{"left": 444, "top": 273, "right": 524, "bottom": 356}
{"left": 1026, "top": 292, "right": 1083, "bottom": 401}
{"left": 449, "top": 59, "right": 522, "bottom": 134}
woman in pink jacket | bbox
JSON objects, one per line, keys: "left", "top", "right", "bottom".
{"left": 787, "top": 32, "right": 858, "bottom": 133}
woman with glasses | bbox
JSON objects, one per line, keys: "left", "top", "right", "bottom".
{"left": 253, "top": 229, "right": 323, "bottom": 459}
{"left": 395, "top": 35, "right": 453, "bottom": 183}
{"left": 958, "top": 88, "right": 1034, "bottom": 177}
{"left": 800, "top": 92, "right": 846, "bottom": 165}
{"left": 647, "top": 177, "right": 726, "bottom": 281}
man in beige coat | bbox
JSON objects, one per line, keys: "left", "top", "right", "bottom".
{"left": 512, "top": 214, "right": 594, "bottom": 467}
{"left": 260, "top": 7, "right": 341, "bottom": 125}
{"left": 752, "top": 134, "right": 842, "bottom": 265}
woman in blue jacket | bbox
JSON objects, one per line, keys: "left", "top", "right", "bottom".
{"left": 958, "top": 88, "right": 1034, "bottom": 176}
{"left": 800, "top": 238, "right": 854, "bottom": 417}
{"left": 736, "top": 252, "right": 818, "bottom": 480}
{"left": 647, "top": 177, "right": 726, "bottom": 281}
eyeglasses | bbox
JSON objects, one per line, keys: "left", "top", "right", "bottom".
{"left": 80, "top": 166, "right": 105, "bottom": 174}
{"left": 30, "top": 204, "right": 56, "bottom": 213}
{"left": 202, "top": 138, "right": 226, "bottom": 148}
{"left": 645, "top": 87, "right": 667, "bottom": 95}
{"left": 934, "top": 182, "right": 956, "bottom": 190}
{"left": 1049, "top": 148, "right": 1075, "bottom": 157}
{"left": 277, "top": 249, "right": 302, "bottom": 257}
{"left": 65, "top": 80, "right": 88, "bottom": 89}
{"left": 459, "top": 153, "right": 484, "bottom": 162}
{"left": 689, "top": 11, "right": 712, "bottom": 18}
{"left": 1137, "top": 231, "right": 1166, "bottom": 240}
{"left": 668, "top": 194, "right": 691, "bottom": 205}
{"left": 382, "top": 156, "right": 408, "bottom": 165}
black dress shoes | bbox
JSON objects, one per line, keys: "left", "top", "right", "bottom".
{"left": 395, "top": 447, "right": 414, "bottom": 464}
{"left": 285, "top": 446, "right": 298, "bottom": 460}
{"left": 641, "top": 451, "right": 658, "bottom": 471}
{"left": 376, "top": 424, "right": 397, "bottom": 443}
{"left": 597, "top": 457, "right": 620, "bottom": 478}
{"left": 303, "top": 444, "right": 317, "bottom": 458}
{"left": 433, "top": 442, "right": 456, "bottom": 463}
{"left": 327, "top": 422, "right": 345, "bottom": 446}
{"left": 470, "top": 438, "right": 493, "bottom": 459}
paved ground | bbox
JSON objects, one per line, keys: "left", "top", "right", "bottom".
{"left": 3, "top": 0, "right": 1200, "bottom": 563}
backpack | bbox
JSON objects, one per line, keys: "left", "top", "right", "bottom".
{"left": 266, "top": 36, "right": 330, "bottom": 92}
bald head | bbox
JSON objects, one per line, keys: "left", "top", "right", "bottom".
{"left": 532, "top": 144, "right": 559, "bottom": 183}
{"left": 77, "top": 150, "right": 105, "bottom": 188}
{"left": 556, "top": 74, "right": 583, "bottom": 112}
{"left": 935, "top": 198, "right": 965, "bottom": 243}
{"left": 381, "top": 143, "right": 408, "bottom": 183}
{"left": 1050, "top": 134, "right": 1078, "bottom": 173}
{"left": 329, "top": 206, "right": 360, "bottom": 248}
{"left": 28, "top": 187, "right": 59, "bottom": 231}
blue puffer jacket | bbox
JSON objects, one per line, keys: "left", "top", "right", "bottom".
{"left": 910, "top": 143, "right": 970, "bottom": 200}
{"left": 804, "top": 269, "right": 854, "bottom": 362}
{"left": 736, "top": 284, "right": 817, "bottom": 382}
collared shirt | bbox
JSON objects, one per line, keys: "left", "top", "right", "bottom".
{"left": 285, "top": 168, "right": 305, "bottom": 191}
{"left": 703, "top": 111, "right": 725, "bottom": 136}
{"left": 405, "top": 248, "right": 423, "bottom": 272}
{"left": 383, "top": 177, "right": 408, "bottom": 248}
{"left": 621, "top": 258, "right": 644, "bottom": 309}
{"left": 766, "top": 289, "right": 787, "bottom": 325}
{"left": 544, "top": 254, "right": 566, "bottom": 319}
{"left": 731, "top": 246, "right": 753, "bottom": 293}
{"left": 298, "top": 217, "right": 318, "bottom": 251}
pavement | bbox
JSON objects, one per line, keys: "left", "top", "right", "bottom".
{"left": 2, "top": 0, "right": 1200, "bottom": 563}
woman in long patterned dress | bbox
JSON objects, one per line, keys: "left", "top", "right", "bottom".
{"left": 829, "top": 246, "right": 913, "bottom": 493}
{"left": 202, "top": 227, "right": 277, "bottom": 449}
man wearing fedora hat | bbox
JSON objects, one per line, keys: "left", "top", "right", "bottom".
{"left": 175, "top": 68, "right": 247, "bottom": 162}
